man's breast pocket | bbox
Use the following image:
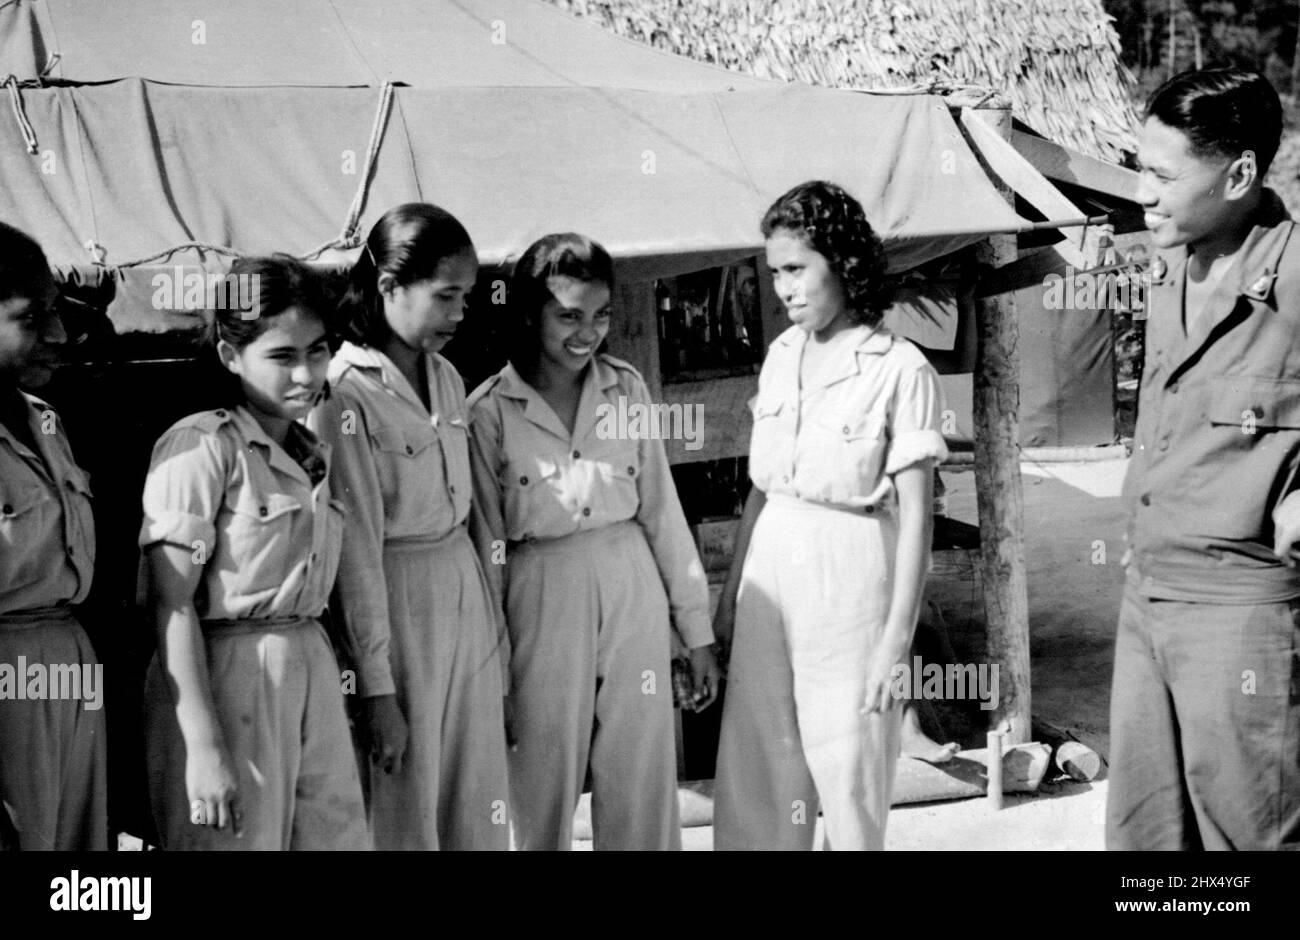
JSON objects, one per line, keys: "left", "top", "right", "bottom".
{"left": 1199, "top": 377, "right": 1300, "bottom": 540}
{"left": 0, "top": 480, "right": 57, "bottom": 590}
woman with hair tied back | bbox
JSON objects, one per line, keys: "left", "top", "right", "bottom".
{"left": 712, "top": 181, "right": 947, "bottom": 851}
{"left": 310, "top": 203, "right": 510, "bottom": 851}
{"left": 467, "top": 232, "right": 721, "bottom": 851}
{"left": 140, "top": 254, "right": 369, "bottom": 850}
{"left": 0, "top": 222, "right": 105, "bottom": 850}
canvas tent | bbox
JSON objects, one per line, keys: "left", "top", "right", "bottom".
{"left": 0, "top": 0, "right": 1037, "bottom": 329}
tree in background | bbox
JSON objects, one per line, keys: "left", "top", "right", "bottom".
{"left": 1104, "top": 0, "right": 1298, "bottom": 98}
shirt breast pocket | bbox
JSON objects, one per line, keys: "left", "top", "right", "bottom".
{"left": 1205, "top": 377, "right": 1300, "bottom": 435}
{"left": 501, "top": 455, "right": 563, "bottom": 537}
{"left": 60, "top": 467, "right": 96, "bottom": 565}
{"left": 593, "top": 458, "right": 641, "bottom": 522}
{"left": 0, "top": 482, "right": 57, "bottom": 591}
{"left": 748, "top": 396, "right": 789, "bottom": 485}
{"left": 1201, "top": 376, "right": 1300, "bottom": 540}
{"left": 438, "top": 415, "right": 472, "bottom": 516}
{"left": 226, "top": 491, "right": 303, "bottom": 590}
{"left": 371, "top": 423, "right": 440, "bottom": 496}
{"left": 813, "top": 409, "right": 887, "bottom": 496}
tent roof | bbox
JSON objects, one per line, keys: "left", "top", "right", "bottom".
{"left": 0, "top": 0, "right": 1031, "bottom": 333}
{"left": 0, "top": 0, "right": 776, "bottom": 91}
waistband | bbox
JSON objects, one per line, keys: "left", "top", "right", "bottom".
{"left": 384, "top": 523, "right": 469, "bottom": 554}
{"left": 508, "top": 519, "right": 640, "bottom": 556}
{"left": 0, "top": 605, "right": 80, "bottom": 630}
{"left": 1125, "top": 559, "right": 1300, "bottom": 605}
{"left": 764, "top": 492, "right": 890, "bottom": 518}
{"left": 201, "top": 614, "right": 320, "bottom": 636}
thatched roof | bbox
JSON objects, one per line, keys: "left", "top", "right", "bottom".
{"left": 547, "top": 0, "right": 1140, "bottom": 164}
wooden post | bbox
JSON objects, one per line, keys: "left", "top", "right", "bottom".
{"left": 986, "top": 730, "right": 1005, "bottom": 810}
{"left": 968, "top": 104, "right": 1032, "bottom": 746}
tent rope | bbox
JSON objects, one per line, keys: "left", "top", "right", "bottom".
{"left": 88, "top": 81, "right": 396, "bottom": 269}
{"left": 3, "top": 75, "right": 39, "bottom": 154}
{"left": 300, "top": 80, "right": 395, "bottom": 260}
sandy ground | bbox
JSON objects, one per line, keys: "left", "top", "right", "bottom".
{"left": 576, "top": 456, "right": 1128, "bottom": 850}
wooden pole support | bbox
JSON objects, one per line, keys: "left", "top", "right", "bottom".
{"left": 986, "top": 730, "right": 1005, "bottom": 810}
{"left": 966, "top": 105, "right": 1033, "bottom": 746}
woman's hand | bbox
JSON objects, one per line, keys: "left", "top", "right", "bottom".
{"left": 689, "top": 644, "right": 723, "bottom": 711}
{"left": 185, "top": 741, "right": 242, "bottom": 834}
{"left": 861, "top": 635, "right": 910, "bottom": 716}
{"left": 365, "top": 694, "right": 409, "bottom": 775}
{"left": 711, "top": 597, "right": 736, "bottom": 672}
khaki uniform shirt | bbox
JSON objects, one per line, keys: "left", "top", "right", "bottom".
{"left": 1122, "top": 189, "right": 1300, "bottom": 602}
{"left": 139, "top": 405, "right": 343, "bottom": 620}
{"left": 467, "top": 355, "right": 713, "bottom": 650}
{"left": 0, "top": 394, "right": 95, "bottom": 614}
{"left": 309, "top": 341, "right": 474, "bottom": 697}
{"left": 749, "top": 324, "right": 948, "bottom": 509}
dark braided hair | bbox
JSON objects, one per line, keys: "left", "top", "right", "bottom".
{"left": 760, "top": 180, "right": 892, "bottom": 327}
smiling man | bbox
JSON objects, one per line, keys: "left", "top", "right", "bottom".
{"left": 1108, "top": 69, "right": 1300, "bottom": 850}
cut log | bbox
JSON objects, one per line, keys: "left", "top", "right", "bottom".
{"left": 1055, "top": 741, "right": 1105, "bottom": 783}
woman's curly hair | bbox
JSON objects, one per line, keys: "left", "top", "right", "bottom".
{"left": 760, "top": 180, "right": 892, "bottom": 327}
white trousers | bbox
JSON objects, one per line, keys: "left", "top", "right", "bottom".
{"left": 715, "top": 494, "right": 902, "bottom": 850}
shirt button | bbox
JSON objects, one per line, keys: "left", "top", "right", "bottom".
{"left": 863, "top": 505, "right": 875, "bottom": 514}
{"left": 842, "top": 425, "right": 852, "bottom": 435}
{"left": 1, "top": 504, "right": 11, "bottom": 515}
{"left": 582, "top": 507, "right": 591, "bottom": 517}
{"left": 782, "top": 474, "right": 790, "bottom": 483}
{"left": 1158, "top": 439, "right": 1169, "bottom": 451}
{"left": 572, "top": 450, "right": 581, "bottom": 459}
{"left": 66, "top": 545, "right": 76, "bottom": 557}
{"left": 405, "top": 445, "right": 414, "bottom": 455}
{"left": 259, "top": 506, "right": 268, "bottom": 517}
{"left": 449, "top": 484, "right": 456, "bottom": 493}
{"left": 215, "top": 409, "right": 226, "bottom": 417}
{"left": 310, "top": 552, "right": 317, "bottom": 563}
{"left": 1140, "top": 494, "right": 1151, "bottom": 506}
{"left": 1169, "top": 383, "right": 1179, "bottom": 395}
{"left": 627, "top": 466, "right": 635, "bottom": 476}
{"left": 519, "top": 475, "right": 529, "bottom": 486}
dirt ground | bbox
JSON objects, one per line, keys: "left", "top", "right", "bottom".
{"left": 576, "top": 455, "right": 1128, "bottom": 850}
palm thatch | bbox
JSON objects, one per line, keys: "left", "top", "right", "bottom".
{"left": 548, "top": 0, "right": 1139, "bottom": 164}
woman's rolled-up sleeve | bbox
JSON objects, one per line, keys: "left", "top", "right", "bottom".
{"left": 139, "top": 426, "right": 224, "bottom": 554}
{"left": 885, "top": 363, "right": 949, "bottom": 476}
